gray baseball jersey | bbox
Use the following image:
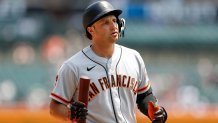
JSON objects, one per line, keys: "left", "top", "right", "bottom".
{"left": 50, "top": 44, "right": 151, "bottom": 123}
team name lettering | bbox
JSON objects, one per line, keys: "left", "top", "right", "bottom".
{"left": 88, "top": 74, "right": 138, "bottom": 101}
{"left": 88, "top": 82, "right": 100, "bottom": 101}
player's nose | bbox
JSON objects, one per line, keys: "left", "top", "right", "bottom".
{"left": 110, "top": 21, "right": 118, "bottom": 31}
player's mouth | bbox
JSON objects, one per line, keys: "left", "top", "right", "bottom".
{"left": 111, "top": 31, "right": 118, "bottom": 37}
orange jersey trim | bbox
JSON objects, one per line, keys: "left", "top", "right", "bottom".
{"left": 50, "top": 93, "right": 70, "bottom": 104}
{"left": 137, "top": 83, "right": 150, "bottom": 93}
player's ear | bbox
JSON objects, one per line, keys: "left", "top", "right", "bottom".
{"left": 87, "top": 26, "right": 94, "bottom": 35}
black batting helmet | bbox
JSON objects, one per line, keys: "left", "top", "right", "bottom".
{"left": 83, "top": 1, "right": 122, "bottom": 39}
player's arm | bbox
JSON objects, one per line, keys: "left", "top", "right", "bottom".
{"left": 136, "top": 87, "right": 167, "bottom": 123}
{"left": 50, "top": 99, "right": 88, "bottom": 121}
{"left": 135, "top": 52, "right": 167, "bottom": 122}
{"left": 136, "top": 87, "right": 156, "bottom": 116}
{"left": 50, "top": 99, "right": 69, "bottom": 121}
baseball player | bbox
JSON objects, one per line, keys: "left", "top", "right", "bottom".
{"left": 49, "top": 1, "right": 167, "bottom": 123}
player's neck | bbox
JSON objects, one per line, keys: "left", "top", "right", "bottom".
{"left": 91, "top": 44, "right": 114, "bottom": 58}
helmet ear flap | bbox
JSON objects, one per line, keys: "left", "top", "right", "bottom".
{"left": 117, "top": 18, "right": 126, "bottom": 37}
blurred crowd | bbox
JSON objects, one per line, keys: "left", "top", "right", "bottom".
{"left": 0, "top": 0, "right": 218, "bottom": 117}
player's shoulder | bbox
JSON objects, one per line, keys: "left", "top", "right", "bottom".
{"left": 62, "top": 46, "right": 91, "bottom": 67}
{"left": 117, "top": 44, "right": 140, "bottom": 56}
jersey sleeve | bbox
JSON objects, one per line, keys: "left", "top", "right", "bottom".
{"left": 136, "top": 52, "right": 151, "bottom": 94}
{"left": 50, "top": 63, "right": 78, "bottom": 105}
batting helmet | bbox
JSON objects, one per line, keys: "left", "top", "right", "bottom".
{"left": 83, "top": 1, "right": 123, "bottom": 39}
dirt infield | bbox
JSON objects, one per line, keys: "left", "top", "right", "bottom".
{"left": 0, "top": 108, "right": 217, "bottom": 123}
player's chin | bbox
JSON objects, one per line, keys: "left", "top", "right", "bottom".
{"left": 111, "top": 37, "right": 118, "bottom": 42}
{"left": 111, "top": 34, "right": 119, "bottom": 40}
{"left": 114, "top": 36, "right": 119, "bottom": 40}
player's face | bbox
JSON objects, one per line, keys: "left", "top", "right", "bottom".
{"left": 89, "top": 15, "right": 119, "bottom": 43}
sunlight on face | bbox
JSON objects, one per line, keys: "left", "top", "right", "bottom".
{"left": 91, "top": 15, "right": 119, "bottom": 43}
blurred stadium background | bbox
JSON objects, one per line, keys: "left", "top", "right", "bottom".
{"left": 0, "top": 0, "right": 218, "bottom": 123}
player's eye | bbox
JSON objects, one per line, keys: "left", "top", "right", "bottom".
{"left": 104, "top": 20, "right": 109, "bottom": 25}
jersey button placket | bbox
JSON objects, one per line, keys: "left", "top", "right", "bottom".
{"left": 108, "top": 59, "right": 126, "bottom": 123}
{"left": 107, "top": 59, "right": 113, "bottom": 74}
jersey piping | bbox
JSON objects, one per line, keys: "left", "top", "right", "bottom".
{"left": 115, "top": 46, "right": 128, "bottom": 123}
{"left": 137, "top": 83, "right": 151, "bottom": 93}
{"left": 82, "top": 47, "right": 120, "bottom": 123}
{"left": 50, "top": 93, "right": 70, "bottom": 104}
